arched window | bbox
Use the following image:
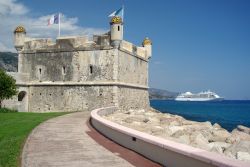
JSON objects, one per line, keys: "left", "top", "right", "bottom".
{"left": 18, "top": 91, "right": 26, "bottom": 101}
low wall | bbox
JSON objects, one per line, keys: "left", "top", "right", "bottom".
{"left": 90, "top": 107, "right": 250, "bottom": 167}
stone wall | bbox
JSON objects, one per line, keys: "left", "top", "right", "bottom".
{"left": 117, "top": 50, "right": 148, "bottom": 86}
{"left": 28, "top": 85, "right": 114, "bottom": 112}
{"left": 118, "top": 87, "right": 149, "bottom": 110}
{"left": 20, "top": 50, "right": 115, "bottom": 83}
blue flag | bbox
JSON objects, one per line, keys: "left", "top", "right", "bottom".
{"left": 108, "top": 6, "right": 124, "bottom": 19}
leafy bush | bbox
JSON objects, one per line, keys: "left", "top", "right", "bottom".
{"left": 0, "top": 108, "right": 17, "bottom": 113}
{"left": 0, "top": 69, "right": 17, "bottom": 108}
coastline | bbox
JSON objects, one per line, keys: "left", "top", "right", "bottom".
{"left": 103, "top": 107, "right": 250, "bottom": 162}
{"left": 150, "top": 100, "right": 250, "bottom": 132}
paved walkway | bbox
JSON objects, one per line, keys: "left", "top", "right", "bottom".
{"left": 22, "top": 112, "right": 162, "bottom": 167}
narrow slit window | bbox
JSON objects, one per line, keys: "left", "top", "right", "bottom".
{"left": 118, "top": 25, "right": 120, "bottom": 31}
{"left": 39, "top": 68, "right": 42, "bottom": 74}
{"left": 62, "top": 66, "right": 66, "bottom": 75}
{"left": 90, "top": 65, "right": 93, "bottom": 74}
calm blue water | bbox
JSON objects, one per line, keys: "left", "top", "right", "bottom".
{"left": 150, "top": 100, "right": 250, "bottom": 132}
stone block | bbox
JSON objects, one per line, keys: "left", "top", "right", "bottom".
{"left": 136, "top": 47, "right": 146, "bottom": 58}
{"left": 120, "top": 40, "right": 133, "bottom": 53}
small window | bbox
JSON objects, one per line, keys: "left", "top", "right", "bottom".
{"left": 90, "top": 65, "right": 93, "bottom": 74}
{"left": 62, "top": 66, "right": 66, "bottom": 75}
{"left": 118, "top": 25, "right": 120, "bottom": 31}
{"left": 38, "top": 68, "right": 42, "bottom": 82}
{"left": 18, "top": 91, "right": 26, "bottom": 101}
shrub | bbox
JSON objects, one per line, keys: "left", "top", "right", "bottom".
{"left": 0, "top": 69, "right": 17, "bottom": 108}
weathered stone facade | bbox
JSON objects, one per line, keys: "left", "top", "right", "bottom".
{"left": 3, "top": 16, "right": 152, "bottom": 112}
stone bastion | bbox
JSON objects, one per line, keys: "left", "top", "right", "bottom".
{"left": 3, "top": 16, "right": 152, "bottom": 112}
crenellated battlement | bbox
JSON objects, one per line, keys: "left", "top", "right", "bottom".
{"left": 20, "top": 34, "right": 151, "bottom": 60}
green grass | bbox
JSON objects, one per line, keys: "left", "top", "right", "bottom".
{"left": 0, "top": 109, "right": 68, "bottom": 167}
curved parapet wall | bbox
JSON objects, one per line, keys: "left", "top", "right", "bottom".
{"left": 90, "top": 107, "right": 250, "bottom": 167}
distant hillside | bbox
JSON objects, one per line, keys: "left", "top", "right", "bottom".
{"left": 149, "top": 88, "right": 179, "bottom": 100}
{"left": 0, "top": 52, "right": 18, "bottom": 72}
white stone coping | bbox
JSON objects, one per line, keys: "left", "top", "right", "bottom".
{"left": 16, "top": 81, "right": 148, "bottom": 89}
{"left": 91, "top": 107, "right": 250, "bottom": 167}
{"left": 119, "top": 47, "right": 148, "bottom": 62}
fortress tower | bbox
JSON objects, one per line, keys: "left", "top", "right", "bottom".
{"left": 14, "top": 26, "right": 26, "bottom": 52}
{"left": 3, "top": 16, "right": 152, "bottom": 112}
{"left": 110, "top": 16, "right": 123, "bottom": 47}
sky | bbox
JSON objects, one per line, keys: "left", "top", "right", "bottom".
{"left": 0, "top": 0, "right": 249, "bottom": 99}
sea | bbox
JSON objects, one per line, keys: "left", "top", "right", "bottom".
{"left": 150, "top": 100, "right": 250, "bottom": 132}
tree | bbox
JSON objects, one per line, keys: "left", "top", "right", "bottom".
{"left": 0, "top": 69, "right": 17, "bottom": 108}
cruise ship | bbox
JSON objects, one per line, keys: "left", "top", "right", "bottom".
{"left": 175, "top": 91, "right": 223, "bottom": 101}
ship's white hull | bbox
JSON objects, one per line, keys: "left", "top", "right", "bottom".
{"left": 175, "top": 97, "right": 224, "bottom": 101}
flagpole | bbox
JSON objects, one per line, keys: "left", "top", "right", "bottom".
{"left": 58, "top": 13, "right": 61, "bottom": 37}
{"left": 122, "top": 5, "right": 124, "bottom": 20}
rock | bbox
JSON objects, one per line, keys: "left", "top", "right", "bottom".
{"left": 208, "top": 142, "right": 231, "bottom": 154}
{"left": 144, "top": 112, "right": 157, "bottom": 117}
{"left": 182, "top": 123, "right": 212, "bottom": 132}
{"left": 103, "top": 109, "right": 250, "bottom": 162}
{"left": 169, "top": 120, "right": 181, "bottom": 126}
{"left": 124, "top": 111, "right": 131, "bottom": 115}
{"left": 236, "top": 152, "right": 250, "bottom": 161}
{"left": 213, "top": 123, "right": 222, "bottom": 129}
{"left": 171, "top": 129, "right": 186, "bottom": 138}
{"left": 190, "top": 133, "right": 210, "bottom": 151}
{"left": 143, "top": 118, "right": 150, "bottom": 123}
{"left": 123, "top": 115, "right": 146, "bottom": 123}
{"left": 210, "top": 129, "right": 231, "bottom": 142}
{"left": 150, "top": 126, "right": 164, "bottom": 135}
{"left": 150, "top": 107, "right": 160, "bottom": 113}
{"left": 199, "top": 130, "right": 213, "bottom": 142}
{"left": 159, "top": 117, "right": 171, "bottom": 126}
{"left": 237, "top": 125, "right": 250, "bottom": 135}
{"left": 178, "top": 135, "right": 190, "bottom": 144}
{"left": 201, "top": 121, "right": 213, "bottom": 127}
{"left": 167, "top": 126, "right": 184, "bottom": 135}
{"left": 136, "top": 109, "right": 145, "bottom": 113}
{"left": 182, "top": 120, "right": 196, "bottom": 125}
{"left": 224, "top": 141, "right": 250, "bottom": 158}
{"left": 224, "top": 151, "right": 236, "bottom": 159}
{"left": 210, "top": 145, "right": 224, "bottom": 154}
{"left": 209, "top": 142, "right": 231, "bottom": 149}
{"left": 147, "top": 117, "right": 160, "bottom": 125}
{"left": 226, "top": 129, "right": 250, "bottom": 144}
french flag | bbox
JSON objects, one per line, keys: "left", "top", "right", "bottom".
{"left": 48, "top": 14, "right": 59, "bottom": 25}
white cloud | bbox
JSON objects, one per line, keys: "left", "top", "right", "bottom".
{"left": 0, "top": 0, "right": 106, "bottom": 52}
{"left": 0, "top": 0, "right": 28, "bottom": 16}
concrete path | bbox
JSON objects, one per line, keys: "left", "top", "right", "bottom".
{"left": 22, "top": 112, "right": 161, "bottom": 167}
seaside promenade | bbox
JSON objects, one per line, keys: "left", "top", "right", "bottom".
{"left": 21, "top": 112, "right": 161, "bottom": 167}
